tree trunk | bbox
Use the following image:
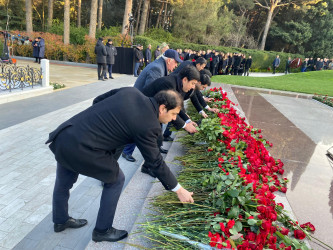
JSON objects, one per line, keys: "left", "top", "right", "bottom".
{"left": 26, "top": 0, "right": 33, "bottom": 33}
{"left": 64, "top": 0, "right": 70, "bottom": 45}
{"left": 155, "top": 2, "right": 164, "bottom": 28}
{"left": 77, "top": 0, "right": 81, "bottom": 27}
{"left": 138, "top": 0, "right": 150, "bottom": 35}
{"left": 162, "top": 1, "right": 168, "bottom": 29}
{"left": 135, "top": 0, "right": 143, "bottom": 35}
{"left": 97, "top": 0, "right": 103, "bottom": 30}
{"left": 89, "top": 0, "right": 98, "bottom": 38}
{"left": 259, "top": 6, "right": 274, "bottom": 50}
{"left": 122, "top": 0, "right": 133, "bottom": 35}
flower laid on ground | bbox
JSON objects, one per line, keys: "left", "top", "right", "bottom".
{"left": 313, "top": 94, "right": 333, "bottom": 107}
{"left": 142, "top": 87, "right": 327, "bottom": 249}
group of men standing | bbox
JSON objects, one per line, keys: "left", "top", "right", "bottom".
{"left": 284, "top": 56, "right": 333, "bottom": 74}
{"left": 47, "top": 46, "right": 224, "bottom": 243}
{"left": 94, "top": 37, "right": 118, "bottom": 80}
{"left": 32, "top": 37, "right": 45, "bottom": 64}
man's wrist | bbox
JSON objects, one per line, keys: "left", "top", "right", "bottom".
{"left": 171, "top": 183, "right": 182, "bottom": 192}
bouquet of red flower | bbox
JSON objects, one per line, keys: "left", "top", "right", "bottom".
{"left": 143, "top": 87, "right": 326, "bottom": 250}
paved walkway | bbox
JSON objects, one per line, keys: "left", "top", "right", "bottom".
{"left": 0, "top": 63, "right": 332, "bottom": 249}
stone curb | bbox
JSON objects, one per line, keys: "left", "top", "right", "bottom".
{"left": 0, "top": 86, "right": 53, "bottom": 104}
{"left": 14, "top": 56, "right": 98, "bottom": 69}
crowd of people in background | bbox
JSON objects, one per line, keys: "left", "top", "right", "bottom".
{"left": 285, "top": 56, "right": 333, "bottom": 74}
{"left": 135, "top": 45, "right": 253, "bottom": 77}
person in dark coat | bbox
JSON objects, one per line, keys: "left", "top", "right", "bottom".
{"left": 140, "top": 65, "right": 200, "bottom": 176}
{"left": 154, "top": 46, "right": 161, "bottom": 59}
{"left": 122, "top": 49, "right": 182, "bottom": 162}
{"left": 104, "top": 39, "right": 117, "bottom": 79}
{"left": 94, "top": 38, "right": 107, "bottom": 80}
{"left": 285, "top": 57, "right": 291, "bottom": 74}
{"left": 145, "top": 44, "right": 152, "bottom": 65}
{"left": 134, "top": 49, "right": 182, "bottom": 91}
{"left": 316, "top": 58, "right": 324, "bottom": 70}
{"left": 37, "top": 37, "right": 45, "bottom": 63}
{"left": 244, "top": 55, "right": 252, "bottom": 76}
{"left": 170, "top": 57, "right": 206, "bottom": 76}
{"left": 134, "top": 45, "right": 144, "bottom": 77}
{"left": 46, "top": 88, "right": 194, "bottom": 242}
{"left": 272, "top": 55, "right": 280, "bottom": 74}
{"left": 307, "top": 57, "right": 314, "bottom": 71}
{"left": 32, "top": 38, "right": 39, "bottom": 63}
{"left": 212, "top": 51, "right": 220, "bottom": 76}
{"left": 142, "top": 65, "right": 200, "bottom": 133}
{"left": 238, "top": 55, "right": 246, "bottom": 76}
{"left": 232, "top": 53, "right": 241, "bottom": 75}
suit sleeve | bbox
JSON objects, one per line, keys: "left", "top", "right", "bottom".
{"left": 135, "top": 126, "right": 178, "bottom": 190}
{"left": 92, "top": 88, "right": 121, "bottom": 105}
{"left": 190, "top": 90, "right": 203, "bottom": 113}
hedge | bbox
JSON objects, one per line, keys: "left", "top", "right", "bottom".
{"left": 134, "top": 35, "right": 304, "bottom": 72}
{"left": 4, "top": 30, "right": 304, "bottom": 72}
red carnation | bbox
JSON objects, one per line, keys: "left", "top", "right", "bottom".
{"left": 280, "top": 227, "right": 289, "bottom": 235}
{"left": 294, "top": 229, "right": 306, "bottom": 239}
{"left": 300, "top": 222, "right": 316, "bottom": 232}
{"left": 227, "top": 219, "right": 235, "bottom": 229}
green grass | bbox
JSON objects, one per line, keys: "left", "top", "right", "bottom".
{"left": 212, "top": 71, "right": 333, "bottom": 96}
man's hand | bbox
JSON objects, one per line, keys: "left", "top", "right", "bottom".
{"left": 203, "top": 97, "right": 214, "bottom": 102}
{"left": 176, "top": 187, "right": 194, "bottom": 203}
{"left": 200, "top": 111, "right": 208, "bottom": 118}
{"left": 191, "top": 121, "right": 198, "bottom": 127}
{"left": 184, "top": 122, "right": 198, "bottom": 133}
{"left": 207, "top": 107, "right": 219, "bottom": 113}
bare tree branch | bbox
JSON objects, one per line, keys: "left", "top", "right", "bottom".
{"left": 254, "top": 0, "right": 270, "bottom": 9}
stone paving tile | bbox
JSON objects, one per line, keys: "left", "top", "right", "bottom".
{"left": 24, "top": 204, "right": 52, "bottom": 225}
{"left": 0, "top": 210, "right": 32, "bottom": 232}
{"left": 0, "top": 223, "right": 35, "bottom": 249}
{"left": 0, "top": 199, "right": 26, "bottom": 218}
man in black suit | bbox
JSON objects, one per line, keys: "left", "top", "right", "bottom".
{"left": 46, "top": 88, "right": 194, "bottom": 242}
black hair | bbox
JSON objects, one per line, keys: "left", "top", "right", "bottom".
{"left": 178, "top": 65, "right": 200, "bottom": 81}
{"left": 200, "top": 73, "right": 211, "bottom": 86}
{"left": 200, "top": 68, "right": 212, "bottom": 78}
{"left": 195, "top": 57, "right": 207, "bottom": 66}
{"left": 154, "top": 90, "right": 183, "bottom": 111}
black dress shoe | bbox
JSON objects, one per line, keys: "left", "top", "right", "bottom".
{"left": 141, "top": 166, "right": 156, "bottom": 178}
{"left": 92, "top": 227, "right": 128, "bottom": 242}
{"left": 159, "top": 147, "right": 168, "bottom": 154}
{"left": 121, "top": 152, "right": 136, "bottom": 162}
{"left": 54, "top": 217, "right": 88, "bottom": 232}
{"left": 110, "top": 76, "right": 114, "bottom": 79}
{"left": 104, "top": 77, "right": 108, "bottom": 80}
{"left": 163, "top": 136, "right": 174, "bottom": 142}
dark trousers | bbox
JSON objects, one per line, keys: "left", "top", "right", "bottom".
{"left": 244, "top": 68, "right": 250, "bottom": 76}
{"left": 163, "top": 122, "right": 173, "bottom": 138}
{"left": 97, "top": 63, "right": 107, "bottom": 79}
{"left": 233, "top": 66, "right": 239, "bottom": 75}
{"left": 104, "top": 64, "right": 113, "bottom": 78}
{"left": 52, "top": 161, "right": 125, "bottom": 231}
{"left": 285, "top": 65, "right": 290, "bottom": 74}
{"left": 123, "top": 143, "right": 136, "bottom": 156}
{"left": 273, "top": 66, "right": 277, "bottom": 74}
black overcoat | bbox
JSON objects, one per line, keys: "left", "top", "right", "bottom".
{"left": 46, "top": 87, "right": 178, "bottom": 190}
{"left": 142, "top": 75, "right": 193, "bottom": 129}
{"left": 94, "top": 40, "right": 107, "bottom": 64}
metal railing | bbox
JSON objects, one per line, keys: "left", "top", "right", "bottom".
{"left": 0, "top": 63, "right": 42, "bottom": 92}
